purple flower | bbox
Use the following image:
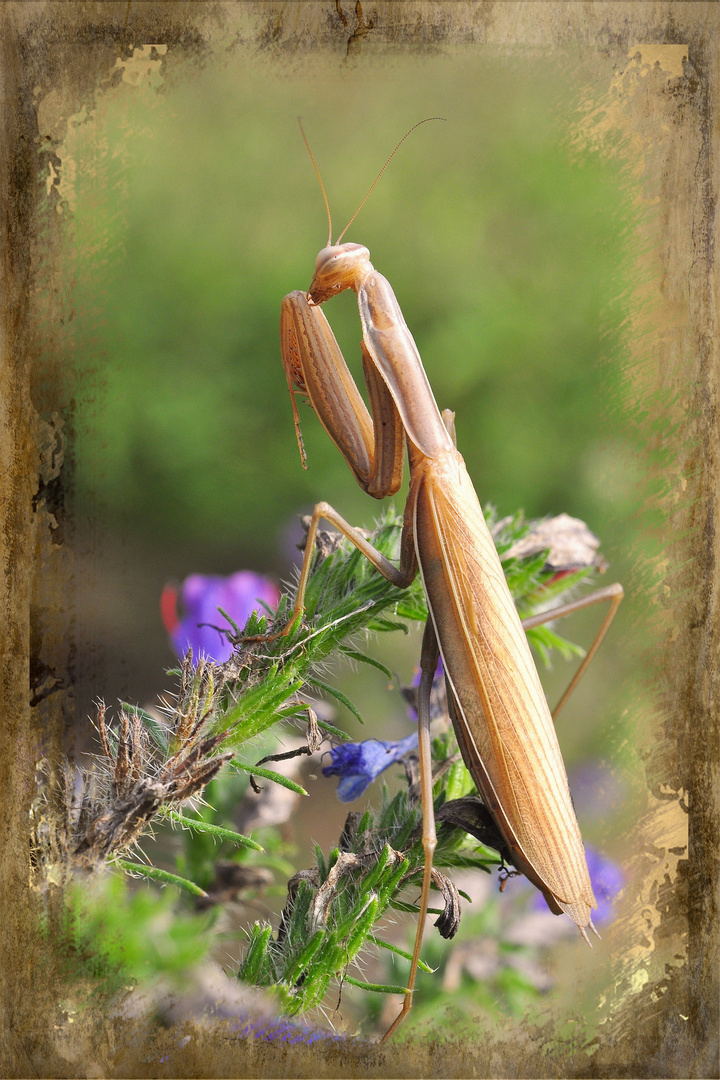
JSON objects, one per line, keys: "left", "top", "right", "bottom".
{"left": 528, "top": 844, "right": 623, "bottom": 925}
{"left": 566, "top": 761, "right": 626, "bottom": 820}
{"left": 407, "top": 655, "right": 445, "bottom": 721}
{"left": 585, "top": 845, "right": 624, "bottom": 924}
{"left": 229, "top": 1019, "right": 341, "bottom": 1044}
{"left": 322, "top": 733, "right": 419, "bottom": 802}
{"left": 161, "top": 571, "right": 279, "bottom": 663}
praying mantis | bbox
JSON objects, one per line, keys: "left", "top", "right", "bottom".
{"left": 278, "top": 121, "right": 623, "bottom": 1038}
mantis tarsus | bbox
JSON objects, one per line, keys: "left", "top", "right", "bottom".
{"left": 278, "top": 121, "right": 623, "bottom": 1038}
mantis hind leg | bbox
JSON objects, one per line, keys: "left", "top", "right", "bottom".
{"left": 520, "top": 582, "right": 624, "bottom": 720}
{"left": 380, "top": 616, "right": 439, "bottom": 1043}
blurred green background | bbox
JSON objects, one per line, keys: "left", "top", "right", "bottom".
{"left": 63, "top": 47, "right": 648, "bottom": 1029}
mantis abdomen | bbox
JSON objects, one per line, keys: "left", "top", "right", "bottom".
{"left": 413, "top": 449, "right": 596, "bottom": 927}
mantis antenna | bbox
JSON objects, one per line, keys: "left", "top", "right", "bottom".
{"left": 298, "top": 117, "right": 334, "bottom": 248}
{"left": 298, "top": 116, "right": 447, "bottom": 248}
{"left": 336, "top": 117, "right": 446, "bottom": 244}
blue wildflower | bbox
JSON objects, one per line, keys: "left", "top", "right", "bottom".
{"left": 585, "top": 845, "right": 624, "bottom": 923}
{"left": 528, "top": 844, "right": 623, "bottom": 924}
{"left": 407, "top": 655, "right": 444, "bottom": 720}
{"left": 322, "top": 733, "right": 419, "bottom": 802}
{"left": 230, "top": 1018, "right": 342, "bottom": 1043}
{"left": 161, "top": 571, "right": 279, "bottom": 663}
{"left": 566, "top": 761, "right": 626, "bottom": 819}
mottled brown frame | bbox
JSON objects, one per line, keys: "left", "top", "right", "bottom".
{"left": 1, "top": 3, "right": 717, "bottom": 1076}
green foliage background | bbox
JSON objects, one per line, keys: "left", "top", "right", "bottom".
{"left": 73, "top": 57, "right": 636, "bottom": 560}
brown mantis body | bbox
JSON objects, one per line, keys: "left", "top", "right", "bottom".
{"left": 278, "top": 128, "right": 623, "bottom": 1037}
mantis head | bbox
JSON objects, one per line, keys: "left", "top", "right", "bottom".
{"left": 298, "top": 116, "right": 444, "bottom": 306}
{"left": 308, "top": 243, "right": 371, "bottom": 304}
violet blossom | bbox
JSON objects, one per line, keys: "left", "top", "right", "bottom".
{"left": 323, "top": 657, "right": 445, "bottom": 802}
{"left": 584, "top": 845, "right": 624, "bottom": 923}
{"left": 526, "top": 844, "right": 623, "bottom": 925}
{"left": 322, "top": 733, "right": 419, "bottom": 802}
{"left": 161, "top": 571, "right": 279, "bottom": 663}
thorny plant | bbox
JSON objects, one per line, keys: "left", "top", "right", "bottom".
{"left": 31, "top": 657, "right": 235, "bottom": 892}
{"left": 30, "top": 508, "right": 612, "bottom": 1021}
